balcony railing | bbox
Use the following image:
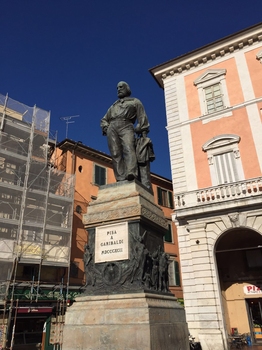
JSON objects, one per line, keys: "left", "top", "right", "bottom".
{"left": 175, "top": 177, "right": 262, "bottom": 209}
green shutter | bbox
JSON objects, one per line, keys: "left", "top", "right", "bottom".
{"left": 168, "top": 191, "right": 174, "bottom": 209}
{"left": 95, "top": 165, "right": 106, "bottom": 185}
{"left": 99, "top": 166, "right": 106, "bottom": 185}
{"left": 165, "top": 224, "right": 172, "bottom": 242}
{"left": 157, "top": 187, "right": 162, "bottom": 205}
{"left": 95, "top": 165, "right": 99, "bottom": 184}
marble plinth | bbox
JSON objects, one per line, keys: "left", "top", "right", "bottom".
{"left": 62, "top": 293, "right": 189, "bottom": 350}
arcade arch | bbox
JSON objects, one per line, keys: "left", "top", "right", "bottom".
{"left": 215, "top": 228, "right": 262, "bottom": 343}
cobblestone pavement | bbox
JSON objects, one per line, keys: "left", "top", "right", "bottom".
{"left": 242, "top": 345, "right": 262, "bottom": 349}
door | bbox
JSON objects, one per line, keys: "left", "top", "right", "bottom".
{"left": 247, "top": 299, "right": 262, "bottom": 343}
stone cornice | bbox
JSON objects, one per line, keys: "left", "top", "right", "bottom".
{"left": 150, "top": 24, "right": 262, "bottom": 88}
{"left": 82, "top": 181, "right": 168, "bottom": 230}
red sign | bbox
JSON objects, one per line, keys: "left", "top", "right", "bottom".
{"left": 17, "top": 307, "right": 53, "bottom": 313}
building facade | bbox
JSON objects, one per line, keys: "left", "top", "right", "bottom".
{"left": 150, "top": 23, "right": 262, "bottom": 349}
{"left": 0, "top": 94, "right": 75, "bottom": 350}
{"left": 55, "top": 139, "right": 183, "bottom": 299}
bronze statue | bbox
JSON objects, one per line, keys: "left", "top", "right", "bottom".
{"left": 159, "top": 250, "right": 170, "bottom": 292}
{"left": 101, "top": 81, "right": 154, "bottom": 191}
{"left": 83, "top": 244, "right": 95, "bottom": 287}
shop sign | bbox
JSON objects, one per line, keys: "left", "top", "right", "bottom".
{"left": 17, "top": 307, "right": 53, "bottom": 313}
{"left": 244, "top": 284, "right": 262, "bottom": 294}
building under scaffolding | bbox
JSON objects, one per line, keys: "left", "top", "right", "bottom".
{"left": 0, "top": 94, "right": 75, "bottom": 350}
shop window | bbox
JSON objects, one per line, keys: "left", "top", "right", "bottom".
{"left": 165, "top": 223, "right": 173, "bottom": 243}
{"left": 203, "top": 134, "right": 244, "bottom": 185}
{"left": 94, "top": 164, "right": 106, "bottom": 186}
{"left": 194, "top": 69, "right": 231, "bottom": 117}
{"left": 23, "top": 265, "right": 38, "bottom": 278}
{"left": 157, "top": 187, "right": 174, "bottom": 208}
{"left": 168, "top": 259, "right": 181, "bottom": 286}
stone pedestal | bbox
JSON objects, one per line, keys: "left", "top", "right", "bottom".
{"left": 63, "top": 181, "right": 189, "bottom": 349}
{"left": 63, "top": 293, "right": 189, "bottom": 350}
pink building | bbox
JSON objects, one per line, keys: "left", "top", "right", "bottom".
{"left": 150, "top": 23, "right": 262, "bottom": 349}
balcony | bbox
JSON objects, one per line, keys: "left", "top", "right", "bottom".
{"left": 174, "top": 177, "right": 262, "bottom": 217}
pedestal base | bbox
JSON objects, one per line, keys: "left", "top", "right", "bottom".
{"left": 63, "top": 293, "right": 189, "bottom": 350}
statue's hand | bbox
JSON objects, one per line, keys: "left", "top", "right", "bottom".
{"left": 135, "top": 124, "right": 147, "bottom": 138}
{"left": 135, "top": 124, "right": 143, "bottom": 135}
{"left": 142, "top": 131, "right": 147, "bottom": 138}
{"left": 102, "top": 127, "right": 108, "bottom": 136}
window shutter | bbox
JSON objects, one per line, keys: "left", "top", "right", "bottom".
{"left": 100, "top": 166, "right": 106, "bottom": 185}
{"left": 157, "top": 187, "right": 162, "bottom": 205}
{"left": 168, "top": 191, "right": 174, "bottom": 209}
{"left": 95, "top": 165, "right": 100, "bottom": 184}
{"left": 214, "top": 152, "right": 238, "bottom": 184}
{"left": 95, "top": 165, "right": 106, "bottom": 186}
{"left": 165, "top": 224, "right": 172, "bottom": 242}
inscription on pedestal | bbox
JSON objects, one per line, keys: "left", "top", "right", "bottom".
{"left": 95, "top": 222, "right": 129, "bottom": 263}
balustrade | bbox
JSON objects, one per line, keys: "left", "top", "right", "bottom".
{"left": 175, "top": 177, "right": 262, "bottom": 208}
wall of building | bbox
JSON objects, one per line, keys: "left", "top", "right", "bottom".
{"left": 151, "top": 24, "right": 262, "bottom": 350}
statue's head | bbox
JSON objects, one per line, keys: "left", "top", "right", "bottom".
{"left": 117, "top": 81, "right": 131, "bottom": 98}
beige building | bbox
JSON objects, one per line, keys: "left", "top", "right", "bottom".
{"left": 150, "top": 23, "right": 262, "bottom": 349}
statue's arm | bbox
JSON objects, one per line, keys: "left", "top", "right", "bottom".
{"left": 100, "top": 109, "right": 111, "bottom": 135}
{"left": 135, "top": 99, "right": 150, "bottom": 137}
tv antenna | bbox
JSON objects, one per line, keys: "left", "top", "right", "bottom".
{"left": 60, "top": 115, "right": 80, "bottom": 138}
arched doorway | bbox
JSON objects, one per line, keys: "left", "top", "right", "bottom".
{"left": 215, "top": 228, "right": 262, "bottom": 344}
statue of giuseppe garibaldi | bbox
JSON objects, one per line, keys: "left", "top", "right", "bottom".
{"left": 100, "top": 81, "right": 154, "bottom": 191}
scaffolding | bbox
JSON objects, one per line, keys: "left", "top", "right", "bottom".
{"left": 0, "top": 94, "right": 75, "bottom": 349}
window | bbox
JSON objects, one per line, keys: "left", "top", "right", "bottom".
{"left": 194, "top": 69, "right": 231, "bottom": 118}
{"left": 70, "top": 261, "right": 79, "bottom": 278}
{"left": 157, "top": 187, "right": 174, "bottom": 208}
{"left": 168, "top": 259, "right": 181, "bottom": 286}
{"left": 22, "top": 229, "right": 42, "bottom": 242}
{"left": 75, "top": 205, "right": 82, "bottom": 214}
{"left": 204, "top": 83, "right": 224, "bottom": 113}
{"left": 165, "top": 223, "right": 173, "bottom": 243}
{"left": 203, "top": 134, "right": 244, "bottom": 186}
{"left": 213, "top": 152, "right": 239, "bottom": 184}
{"left": 94, "top": 164, "right": 106, "bottom": 186}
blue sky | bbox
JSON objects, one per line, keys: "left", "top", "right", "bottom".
{"left": 1, "top": 1, "right": 261, "bottom": 179}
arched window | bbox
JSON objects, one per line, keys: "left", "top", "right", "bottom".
{"left": 203, "top": 134, "right": 245, "bottom": 185}
{"left": 75, "top": 205, "right": 82, "bottom": 214}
